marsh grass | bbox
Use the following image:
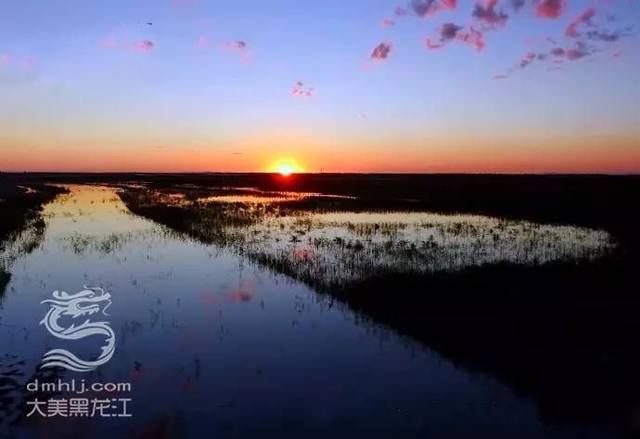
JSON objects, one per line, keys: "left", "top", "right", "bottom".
{"left": 119, "top": 186, "right": 615, "bottom": 292}
{"left": 62, "top": 230, "right": 163, "bottom": 256}
{"left": 0, "top": 179, "right": 65, "bottom": 298}
{"left": 0, "top": 181, "right": 66, "bottom": 244}
{"left": 229, "top": 212, "right": 613, "bottom": 291}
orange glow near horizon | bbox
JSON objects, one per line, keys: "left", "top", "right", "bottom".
{"left": 1, "top": 136, "right": 639, "bottom": 174}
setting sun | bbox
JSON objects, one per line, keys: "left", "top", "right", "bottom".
{"left": 269, "top": 158, "right": 303, "bottom": 176}
{"left": 277, "top": 164, "right": 294, "bottom": 176}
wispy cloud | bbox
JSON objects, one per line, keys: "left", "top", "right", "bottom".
{"left": 292, "top": 81, "right": 315, "bottom": 98}
{"left": 565, "top": 7, "right": 596, "bottom": 37}
{"left": 223, "top": 40, "right": 252, "bottom": 63}
{"left": 226, "top": 40, "right": 247, "bottom": 51}
{"left": 101, "top": 26, "right": 156, "bottom": 55}
{"left": 585, "top": 29, "right": 624, "bottom": 42}
{"left": 565, "top": 43, "right": 591, "bottom": 60}
{"left": 409, "top": 0, "right": 458, "bottom": 17}
{"left": 491, "top": 0, "right": 634, "bottom": 79}
{"left": 472, "top": 0, "right": 509, "bottom": 28}
{"left": 132, "top": 40, "right": 155, "bottom": 53}
{"left": 495, "top": 41, "right": 598, "bottom": 78}
{"left": 426, "top": 23, "right": 486, "bottom": 51}
{"left": 371, "top": 42, "right": 393, "bottom": 60}
{"left": 381, "top": 18, "right": 396, "bottom": 28}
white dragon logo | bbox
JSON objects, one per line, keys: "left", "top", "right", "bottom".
{"left": 40, "top": 287, "right": 115, "bottom": 372}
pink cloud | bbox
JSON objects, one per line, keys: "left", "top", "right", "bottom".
{"left": 132, "top": 40, "right": 154, "bottom": 53}
{"left": 371, "top": 42, "right": 392, "bottom": 60}
{"left": 226, "top": 40, "right": 247, "bottom": 51}
{"left": 566, "top": 46, "right": 589, "bottom": 60}
{"left": 426, "top": 23, "right": 486, "bottom": 51}
{"left": 442, "top": 0, "right": 457, "bottom": 8}
{"left": 223, "top": 40, "right": 252, "bottom": 63}
{"left": 381, "top": 18, "right": 396, "bottom": 28}
{"left": 496, "top": 39, "right": 600, "bottom": 78}
{"left": 292, "top": 81, "right": 315, "bottom": 98}
{"left": 472, "top": 0, "right": 509, "bottom": 28}
{"left": 519, "top": 51, "right": 537, "bottom": 68}
{"left": 409, "top": 0, "right": 457, "bottom": 17}
{"left": 425, "top": 38, "right": 444, "bottom": 49}
{"left": 0, "top": 54, "right": 10, "bottom": 68}
{"left": 535, "top": 0, "right": 566, "bottom": 19}
{"left": 565, "top": 7, "right": 596, "bottom": 37}
{"left": 440, "top": 22, "right": 463, "bottom": 40}
{"left": 458, "top": 28, "right": 486, "bottom": 51}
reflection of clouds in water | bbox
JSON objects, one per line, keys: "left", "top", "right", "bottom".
{"left": 225, "top": 290, "right": 253, "bottom": 303}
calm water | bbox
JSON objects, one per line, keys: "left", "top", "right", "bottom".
{"left": 0, "top": 186, "right": 615, "bottom": 438}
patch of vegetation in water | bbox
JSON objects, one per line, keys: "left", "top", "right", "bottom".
{"left": 118, "top": 186, "right": 616, "bottom": 292}
{"left": 0, "top": 178, "right": 67, "bottom": 244}
{"left": 62, "top": 230, "right": 159, "bottom": 256}
{"left": 0, "top": 177, "right": 67, "bottom": 297}
{"left": 237, "top": 213, "right": 613, "bottom": 291}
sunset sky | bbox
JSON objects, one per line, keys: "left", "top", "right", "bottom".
{"left": 0, "top": 0, "right": 639, "bottom": 173}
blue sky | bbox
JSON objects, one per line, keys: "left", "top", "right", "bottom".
{"left": 0, "top": 0, "right": 639, "bottom": 172}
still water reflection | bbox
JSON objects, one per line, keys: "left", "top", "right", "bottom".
{"left": 0, "top": 186, "right": 616, "bottom": 438}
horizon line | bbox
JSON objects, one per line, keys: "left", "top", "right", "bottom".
{"left": 2, "top": 170, "right": 640, "bottom": 177}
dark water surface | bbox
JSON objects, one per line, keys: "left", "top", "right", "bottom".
{"left": 0, "top": 186, "right": 616, "bottom": 438}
